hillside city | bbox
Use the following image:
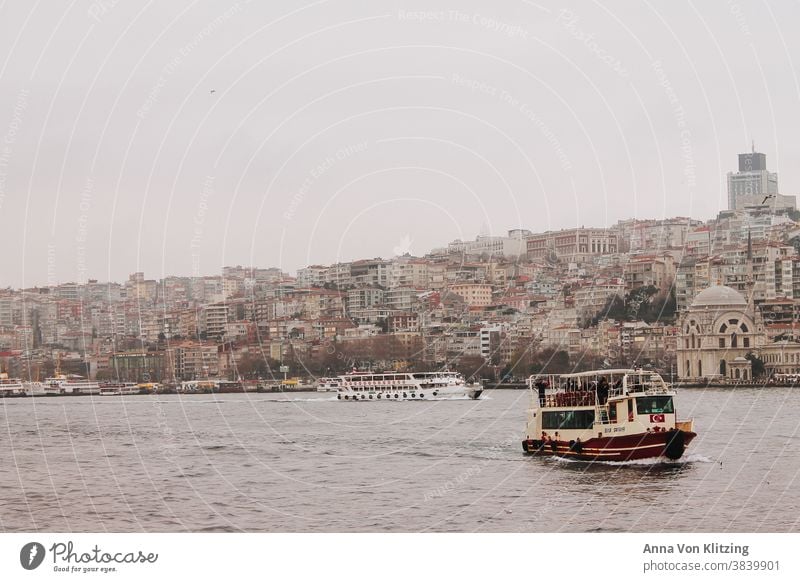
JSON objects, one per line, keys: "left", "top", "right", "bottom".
{"left": 2, "top": 150, "right": 800, "bottom": 386}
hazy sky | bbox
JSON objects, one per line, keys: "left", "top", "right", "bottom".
{"left": 1, "top": 0, "right": 798, "bottom": 288}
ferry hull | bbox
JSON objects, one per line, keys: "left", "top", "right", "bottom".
{"left": 338, "top": 384, "right": 483, "bottom": 401}
{"left": 0, "top": 390, "right": 27, "bottom": 398}
{"left": 522, "top": 430, "right": 697, "bottom": 462}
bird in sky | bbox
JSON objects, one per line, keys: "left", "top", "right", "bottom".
{"left": 210, "top": 89, "right": 216, "bottom": 95}
{"left": 762, "top": 194, "right": 775, "bottom": 204}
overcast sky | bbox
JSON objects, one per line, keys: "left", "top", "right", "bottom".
{"left": 1, "top": 0, "right": 798, "bottom": 288}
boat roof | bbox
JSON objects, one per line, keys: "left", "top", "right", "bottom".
{"left": 530, "top": 369, "right": 657, "bottom": 379}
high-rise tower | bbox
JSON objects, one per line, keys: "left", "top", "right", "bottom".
{"left": 726, "top": 144, "right": 779, "bottom": 210}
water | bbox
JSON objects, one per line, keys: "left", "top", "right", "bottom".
{"left": 1, "top": 388, "right": 799, "bottom": 532}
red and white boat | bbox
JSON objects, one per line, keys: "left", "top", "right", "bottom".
{"left": 522, "top": 369, "right": 696, "bottom": 461}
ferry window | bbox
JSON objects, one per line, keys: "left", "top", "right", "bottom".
{"left": 635, "top": 396, "right": 674, "bottom": 415}
{"left": 542, "top": 410, "right": 595, "bottom": 430}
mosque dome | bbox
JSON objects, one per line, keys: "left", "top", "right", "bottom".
{"left": 691, "top": 285, "right": 747, "bottom": 308}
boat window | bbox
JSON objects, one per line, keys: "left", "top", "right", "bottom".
{"left": 635, "top": 396, "right": 674, "bottom": 415}
{"left": 541, "top": 410, "right": 595, "bottom": 430}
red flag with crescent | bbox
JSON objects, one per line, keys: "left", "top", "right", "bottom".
{"left": 650, "top": 414, "right": 665, "bottom": 423}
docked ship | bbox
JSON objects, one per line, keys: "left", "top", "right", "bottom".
{"left": 43, "top": 374, "right": 101, "bottom": 395}
{"left": 177, "top": 379, "right": 245, "bottom": 393}
{"left": 522, "top": 369, "right": 696, "bottom": 461}
{"left": 99, "top": 382, "right": 143, "bottom": 396}
{"left": 0, "top": 373, "right": 26, "bottom": 397}
{"left": 337, "top": 371, "right": 483, "bottom": 401}
{"left": 316, "top": 377, "right": 342, "bottom": 392}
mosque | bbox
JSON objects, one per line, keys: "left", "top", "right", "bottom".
{"left": 677, "top": 284, "right": 800, "bottom": 381}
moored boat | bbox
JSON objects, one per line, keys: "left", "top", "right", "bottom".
{"left": 521, "top": 369, "right": 696, "bottom": 462}
{"left": 99, "top": 382, "right": 142, "bottom": 396}
{"left": 43, "top": 374, "right": 101, "bottom": 395}
{"left": 177, "top": 379, "right": 244, "bottom": 393}
{"left": 316, "top": 377, "right": 341, "bottom": 392}
{"left": 0, "top": 373, "right": 26, "bottom": 397}
{"left": 336, "top": 370, "right": 483, "bottom": 401}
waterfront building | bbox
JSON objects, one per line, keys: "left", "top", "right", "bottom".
{"left": 677, "top": 285, "right": 763, "bottom": 381}
{"left": 110, "top": 351, "right": 166, "bottom": 382}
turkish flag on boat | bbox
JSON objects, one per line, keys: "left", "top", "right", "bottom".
{"left": 650, "top": 414, "right": 665, "bottom": 423}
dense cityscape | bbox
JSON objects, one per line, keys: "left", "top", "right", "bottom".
{"left": 2, "top": 149, "right": 800, "bottom": 387}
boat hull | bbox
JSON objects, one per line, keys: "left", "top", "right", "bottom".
{"left": 338, "top": 384, "right": 483, "bottom": 401}
{"left": 522, "top": 430, "right": 697, "bottom": 462}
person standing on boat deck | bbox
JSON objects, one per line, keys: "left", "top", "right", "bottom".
{"left": 597, "top": 377, "right": 609, "bottom": 404}
{"left": 536, "top": 380, "right": 546, "bottom": 405}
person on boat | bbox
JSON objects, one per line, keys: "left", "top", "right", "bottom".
{"left": 597, "top": 377, "right": 609, "bottom": 404}
{"left": 536, "top": 380, "right": 546, "bottom": 405}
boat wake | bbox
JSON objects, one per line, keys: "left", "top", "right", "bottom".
{"left": 270, "top": 396, "right": 340, "bottom": 403}
{"left": 545, "top": 453, "right": 713, "bottom": 467}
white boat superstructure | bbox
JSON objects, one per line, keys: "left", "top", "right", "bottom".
{"left": 316, "top": 377, "right": 342, "bottom": 392}
{"left": 24, "top": 382, "right": 47, "bottom": 396}
{"left": 0, "top": 373, "right": 26, "bottom": 397}
{"left": 337, "top": 371, "right": 483, "bottom": 401}
{"left": 99, "top": 383, "right": 141, "bottom": 396}
{"left": 43, "top": 374, "right": 101, "bottom": 395}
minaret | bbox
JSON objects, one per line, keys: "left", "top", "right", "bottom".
{"left": 745, "top": 228, "right": 755, "bottom": 307}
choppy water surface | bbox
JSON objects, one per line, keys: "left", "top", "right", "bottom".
{"left": 1, "top": 388, "right": 799, "bottom": 532}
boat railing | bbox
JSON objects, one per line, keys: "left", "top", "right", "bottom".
{"left": 540, "top": 392, "right": 596, "bottom": 408}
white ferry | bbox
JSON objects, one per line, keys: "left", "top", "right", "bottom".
{"left": 522, "top": 369, "right": 696, "bottom": 461}
{"left": 25, "top": 382, "right": 47, "bottom": 397}
{"left": 316, "top": 377, "right": 342, "bottom": 392}
{"left": 99, "top": 382, "right": 142, "bottom": 396}
{"left": 178, "top": 379, "right": 244, "bottom": 393}
{"left": 43, "top": 374, "right": 101, "bottom": 396}
{"left": 337, "top": 371, "right": 483, "bottom": 401}
{"left": 0, "top": 373, "right": 26, "bottom": 397}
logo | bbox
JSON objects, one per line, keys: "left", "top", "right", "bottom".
{"left": 20, "top": 542, "right": 46, "bottom": 570}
